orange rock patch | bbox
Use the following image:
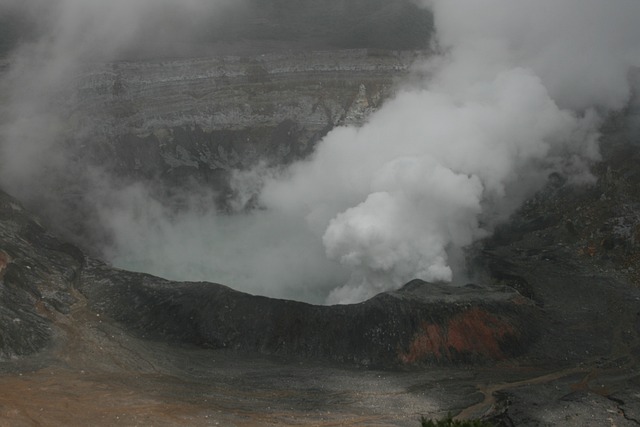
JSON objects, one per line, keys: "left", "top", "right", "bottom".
{"left": 399, "top": 307, "right": 518, "bottom": 364}
{"left": 0, "top": 250, "right": 10, "bottom": 279}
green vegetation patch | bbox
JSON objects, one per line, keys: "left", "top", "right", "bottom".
{"left": 421, "top": 413, "right": 494, "bottom": 427}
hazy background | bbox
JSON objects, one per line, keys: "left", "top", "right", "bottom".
{"left": 0, "top": 0, "right": 638, "bottom": 304}
{"left": 0, "top": 0, "right": 432, "bottom": 59}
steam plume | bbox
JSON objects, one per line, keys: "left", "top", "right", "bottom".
{"left": 0, "top": 0, "right": 638, "bottom": 304}
{"left": 257, "top": 0, "right": 640, "bottom": 302}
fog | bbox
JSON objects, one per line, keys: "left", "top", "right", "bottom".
{"left": 0, "top": 0, "right": 638, "bottom": 304}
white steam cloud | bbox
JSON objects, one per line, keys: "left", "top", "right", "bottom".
{"left": 1, "top": 0, "right": 639, "bottom": 304}
{"left": 259, "top": 65, "right": 599, "bottom": 303}
{"left": 253, "top": 0, "right": 640, "bottom": 302}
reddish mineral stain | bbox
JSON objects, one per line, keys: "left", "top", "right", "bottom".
{"left": 0, "top": 250, "right": 10, "bottom": 279}
{"left": 399, "top": 308, "right": 517, "bottom": 364}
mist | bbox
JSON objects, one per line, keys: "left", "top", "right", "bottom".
{"left": 0, "top": 0, "right": 639, "bottom": 304}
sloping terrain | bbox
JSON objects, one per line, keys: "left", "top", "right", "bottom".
{"left": 0, "top": 107, "right": 639, "bottom": 424}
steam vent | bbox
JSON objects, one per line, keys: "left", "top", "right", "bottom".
{"left": 2, "top": 0, "right": 640, "bottom": 425}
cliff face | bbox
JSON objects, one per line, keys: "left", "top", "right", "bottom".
{"left": 71, "top": 50, "right": 419, "bottom": 177}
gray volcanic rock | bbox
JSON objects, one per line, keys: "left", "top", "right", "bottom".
{"left": 79, "top": 263, "right": 539, "bottom": 367}
{"left": 0, "top": 192, "right": 81, "bottom": 358}
{"left": 470, "top": 111, "right": 640, "bottom": 366}
{"left": 0, "top": 187, "right": 539, "bottom": 368}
